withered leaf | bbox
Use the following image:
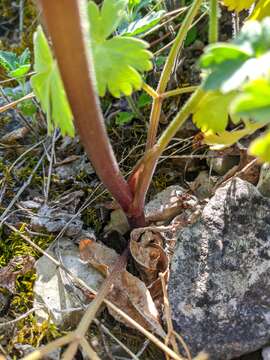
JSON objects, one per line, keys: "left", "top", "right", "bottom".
{"left": 79, "top": 239, "right": 165, "bottom": 337}
{"left": 130, "top": 228, "right": 169, "bottom": 300}
{"left": 0, "top": 255, "right": 35, "bottom": 294}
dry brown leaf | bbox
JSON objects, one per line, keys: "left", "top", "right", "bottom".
{"left": 79, "top": 239, "right": 165, "bottom": 337}
{"left": 0, "top": 255, "right": 35, "bottom": 294}
{"left": 130, "top": 228, "right": 169, "bottom": 300}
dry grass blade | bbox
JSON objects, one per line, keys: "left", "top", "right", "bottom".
{"left": 80, "top": 337, "right": 102, "bottom": 360}
{"left": 160, "top": 272, "right": 182, "bottom": 359}
{"left": 6, "top": 224, "right": 183, "bottom": 360}
{"left": 61, "top": 247, "right": 129, "bottom": 360}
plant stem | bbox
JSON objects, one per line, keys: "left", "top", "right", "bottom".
{"left": 157, "top": 87, "right": 205, "bottom": 153}
{"left": 39, "top": 0, "right": 133, "bottom": 215}
{"left": 209, "top": 0, "right": 219, "bottom": 43}
{"left": 146, "top": 0, "right": 203, "bottom": 149}
{"left": 128, "top": 87, "right": 205, "bottom": 221}
{"left": 161, "top": 85, "right": 197, "bottom": 98}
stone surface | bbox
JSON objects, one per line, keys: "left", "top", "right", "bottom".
{"left": 262, "top": 347, "right": 270, "bottom": 360}
{"left": 257, "top": 163, "right": 270, "bottom": 198}
{"left": 169, "top": 178, "right": 270, "bottom": 359}
{"left": 207, "top": 150, "right": 239, "bottom": 175}
{"left": 145, "top": 185, "right": 197, "bottom": 223}
{"left": 34, "top": 238, "right": 104, "bottom": 327}
{"left": 190, "top": 171, "right": 217, "bottom": 199}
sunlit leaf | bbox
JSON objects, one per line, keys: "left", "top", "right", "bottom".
{"left": 250, "top": 0, "right": 270, "bottom": 20}
{"left": 223, "top": 0, "right": 255, "bottom": 12}
{"left": 231, "top": 78, "right": 270, "bottom": 122}
{"left": 203, "top": 121, "right": 264, "bottom": 149}
{"left": 88, "top": 0, "right": 153, "bottom": 97}
{"left": 0, "top": 48, "right": 31, "bottom": 78}
{"left": 120, "top": 10, "right": 165, "bottom": 36}
{"left": 31, "top": 26, "right": 74, "bottom": 136}
{"left": 192, "top": 91, "right": 237, "bottom": 133}
{"left": 249, "top": 130, "right": 270, "bottom": 162}
{"left": 201, "top": 19, "right": 270, "bottom": 92}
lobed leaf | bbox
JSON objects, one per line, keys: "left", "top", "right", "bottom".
{"left": 192, "top": 91, "right": 237, "bottom": 133}
{"left": 88, "top": 0, "right": 153, "bottom": 97}
{"left": 201, "top": 19, "right": 270, "bottom": 93}
{"left": 31, "top": 26, "right": 74, "bottom": 136}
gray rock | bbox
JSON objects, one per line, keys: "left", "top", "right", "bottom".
{"left": 257, "top": 163, "right": 270, "bottom": 198}
{"left": 31, "top": 204, "right": 83, "bottom": 236}
{"left": 262, "top": 347, "right": 270, "bottom": 360}
{"left": 169, "top": 178, "right": 270, "bottom": 359}
{"left": 34, "top": 238, "right": 104, "bottom": 327}
{"left": 145, "top": 185, "right": 197, "bottom": 223}
{"left": 207, "top": 150, "right": 239, "bottom": 175}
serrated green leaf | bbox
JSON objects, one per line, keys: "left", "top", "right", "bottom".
{"left": 121, "top": 10, "right": 165, "bottom": 36}
{"left": 0, "top": 51, "right": 18, "bottom": 72}
{"left": 88, "top": 0, "right": 153, "bottom": 97}
{"left": 231, "top": 78, "right": 270, "bottom": 122}
{"left": 0, "top": 49, "right": 31, "bottom": 78}
{"left": 200, "top": 19, "right": 270, "bottom": 93}
{"left": 192, "top": 91, "right": 237, "bottom": 133}
{"left": 31, "top": 26, "right": 74, "bottom": 137}
{"left": 249, "top": 130, "right": 270, "bottom": 162}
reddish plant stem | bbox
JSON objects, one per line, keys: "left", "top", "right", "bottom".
{"left": 39, "top": 0, "right": 134, "bottom": 217}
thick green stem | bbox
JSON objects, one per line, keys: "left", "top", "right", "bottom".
{"left": 146, "top": 0, "right": 203, "bottom": 149}
{"left": 209, "top": 0, "right": 219, "bottom": 43}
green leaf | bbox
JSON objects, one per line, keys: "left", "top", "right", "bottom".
{"left": 200, "top": 19, "right": 270, "bottom": 93}
{"left": 192, "top": 91, "right": 237, "bottom": 133}
{"left": 137, "top": 92, "right": 151, "bottom": 108}
{"left": 8, "top": 64, "right": 31, "bottom": 78}
{"left": 249, "top": 130, "right": 270, "bottom": 162}
{"left": 231, "top": 78, "right": 270, "bottom": 122}
{"left": 120, "top": 10, "right": 165, "bottom": 36}
{"left": 0, "top": 48, "right": 31, "bottom": 78}
{"left": 115, "top": 111, "right": 135, "bottom": 125}
{"left": 203, "top": 121, "right": 263, "bottom": 149}
{"left": 31, "top": 26, "right": 74, "bottom": 137}
{"left": 88, "top": 0, "right": 153, "bottom": 97}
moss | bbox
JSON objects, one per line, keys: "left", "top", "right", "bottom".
{"left": 82, "top": 207, "right": 102, "bottom": 233}
{"left": 10, "top": 315, "right": 61, "bottom": 354}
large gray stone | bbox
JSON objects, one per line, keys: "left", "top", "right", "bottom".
{"left": 169, "top": 178, "right": 270, "bottom": 359}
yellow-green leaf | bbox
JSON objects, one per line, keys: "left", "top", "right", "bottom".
{"left": 249, "top": 0, "right": 270, "bottom": 20}
{"left": 31, "top": 26, "right": 74, "bottom": 137}
{"left": 249, "top": 130, "right": 270, "bottom": 161}
{"left": 223, "top": 0, "right": 255, "bottom": 12}
{"left": 203, "top": 121, "right": 264, "bottom": 150}
{"left": 192, "top": 91, "right": 237, "bottom": 133}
